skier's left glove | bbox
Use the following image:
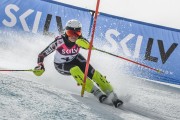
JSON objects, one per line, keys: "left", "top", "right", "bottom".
{"left": 33, "top": 63, "right": 45, "bottom": 76}
{"left": 76, "top": 39, "right": 95, "bottom": 50}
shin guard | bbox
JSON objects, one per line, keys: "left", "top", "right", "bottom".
{"left": 70, "top": 66, "right": 94, "bottom": 93}
{"left": 92, "top": 70, "right": 113, "bottom": 95}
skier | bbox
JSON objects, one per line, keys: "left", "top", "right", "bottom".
{"left": 34, "top": 19, "right": 123, "bottom": 108}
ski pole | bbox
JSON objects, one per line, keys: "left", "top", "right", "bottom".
{"left": 93, "top": 48, "right": 163, "bottom": 73}
{"left": 0, "top": 69, "right": 44, "bottom": 76}
{"left": 0, "top": 69, "right": 34, "bottom": 72}
{"left": 75, "top": 39, "right": 163, "bottom": 73}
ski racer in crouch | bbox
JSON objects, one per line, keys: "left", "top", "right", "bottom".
{"left": 34, "top": 19, "right": 123, "bottom": 108}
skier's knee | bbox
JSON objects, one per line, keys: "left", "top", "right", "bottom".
{"left": 92, "top": 70, "right": 113, "bottom": 95}
{"left": 70, "top": 66, "right": 94, "bottom": 93}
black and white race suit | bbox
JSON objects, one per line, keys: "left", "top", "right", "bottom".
{"left": 37, "top": 34, "right": 95, "bottom": 78}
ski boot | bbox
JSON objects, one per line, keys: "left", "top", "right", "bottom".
{"left": 91, "top": 85, "right": 107, "bottom": 103}
{"left": 110, "top": 92, "right": 123, "bottom": 108}
{"left": 112, "top": 99, "right": 123, "bottom": 108}
{"left": 99, "top": 94, "right": 108, "bottom": 103}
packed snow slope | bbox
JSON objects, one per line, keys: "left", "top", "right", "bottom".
{"left": 0, "top": 33, "right": 180, "bottom": 120}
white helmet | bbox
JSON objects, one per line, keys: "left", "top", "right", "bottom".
{"left": 65, "top": 19, "right": 82, "bottom": 37}
{"left": 65, "top": 19, "right": 82, "bottom": 30}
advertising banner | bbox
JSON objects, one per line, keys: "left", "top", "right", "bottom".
{"left": 0, "top": 0, "right": 92, "bottom": 37}
{"left": 94, "top": 14, "right": 180, "bottom": 84}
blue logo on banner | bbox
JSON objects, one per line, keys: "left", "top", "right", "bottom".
{"left": 0, "top": 0, "right": 91, "bottom": 37}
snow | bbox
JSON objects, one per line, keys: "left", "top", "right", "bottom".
{"left": 0, "top": 33, "right": 180, "bottom": 120}
{"left": 1, "top": 72, "right": 179, "bottom": 120}
{"left": 0, "top": 74, "right": 102, "bottom": 120}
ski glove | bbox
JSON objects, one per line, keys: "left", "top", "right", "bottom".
{"left": 76, "top": 39, "right": 95, "bottom": 50}
{"left": 33, "top": 63, "right": 45, "bottom": 76}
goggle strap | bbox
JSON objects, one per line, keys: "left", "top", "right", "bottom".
{"left": 66, "top": 26, "right": 81, "bottom": 31}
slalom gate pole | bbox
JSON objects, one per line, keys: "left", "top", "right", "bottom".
{"left": 81, "top": 0, "right": 100, "bottom": 97}
{"left": 94, "top": 48, "right": 163, "bottom": 73}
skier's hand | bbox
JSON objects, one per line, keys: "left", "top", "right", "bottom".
{"left": 35, "top": 63, "right": 45, "bottom": 70}
{"left": 76, "top": 39, "right": 95, "bottom": 50}
{"left": 33, "top": 63, "right": 45, "bottom": 76}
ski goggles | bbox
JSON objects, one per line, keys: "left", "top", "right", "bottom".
{"left": 66, "top": 29, "right": 81, "bottom": 37}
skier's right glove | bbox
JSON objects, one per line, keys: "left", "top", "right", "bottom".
{"left": 33, "top": 63, "right": 45, "bottom": 76}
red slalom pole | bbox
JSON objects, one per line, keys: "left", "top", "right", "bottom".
{"left": 81, "top": 0, "right": 100, "bottom": 97}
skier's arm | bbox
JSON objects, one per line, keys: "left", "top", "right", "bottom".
{"left": 37, "top": 39, "right": 58, "bottom": 64}
{"left": 76, "top": 37, "right": 94, "bottom": 50}
{"left": 34, "top": 38, "right": 58, "bottom": 76}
